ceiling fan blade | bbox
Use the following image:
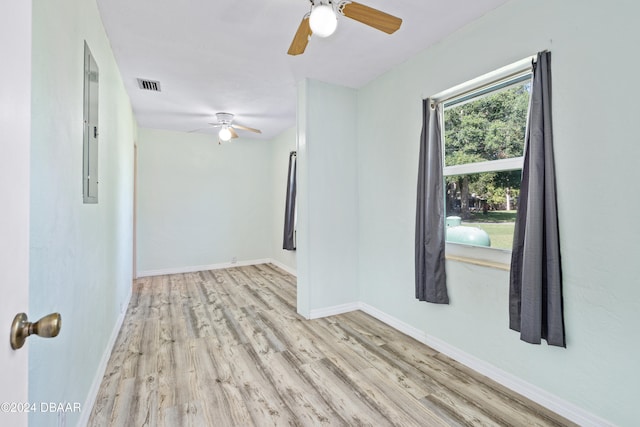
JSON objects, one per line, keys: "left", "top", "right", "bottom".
{"left": 287, "top": 16, "right": 312, "bottom": 56}
{"left": 229, "top": 127, "right": 239, "bottom": 139}
{"left": 341, "top": 2, "right": 402, "bottom": 34}
{"left": 232, "top": 123, "right": 262, "bottom": 134}
{"left": 187, "top": 127, "right": 208, "bottom": 133}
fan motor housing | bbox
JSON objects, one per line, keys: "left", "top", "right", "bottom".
{"left": 216, "top": 112, "right": 234, "bottom": 124}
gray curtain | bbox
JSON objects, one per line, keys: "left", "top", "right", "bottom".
{"left": 282, "top": 151, "right": 297, "bottom": 250}
{"left": 509, "top": 51, "right": 565, "bottom": 347}
{"left": 415, "top": 99, "right": 448, "bottom": 304}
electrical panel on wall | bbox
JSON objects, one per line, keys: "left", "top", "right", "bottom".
{"left": 83, "top": 41, "right": 99, "bottom": 203}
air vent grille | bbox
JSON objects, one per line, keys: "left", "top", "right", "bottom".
{"left": 137, "top": 78, "right": 161, "bottom": 92}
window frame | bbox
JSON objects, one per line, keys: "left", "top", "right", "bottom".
{"left": 431, "top": 56, "right": 535, "bottom": 267}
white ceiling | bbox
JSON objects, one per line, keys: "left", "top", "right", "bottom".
{"left": 96, "top": 0, "right": 508, "bottom": 140}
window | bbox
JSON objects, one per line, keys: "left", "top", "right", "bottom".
{"left": 83, "top": 41, "right": 99, "bottom": 203}
{"left": 440, "top": 66, "right": 532, "bottom": 252}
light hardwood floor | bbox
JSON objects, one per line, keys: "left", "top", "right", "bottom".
{"left": 88, "top": 264, "right": 575, "bottom": 426}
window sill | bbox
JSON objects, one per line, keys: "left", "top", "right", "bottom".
{"left": 445, "top": 242, "right": 511, "bottom": 271}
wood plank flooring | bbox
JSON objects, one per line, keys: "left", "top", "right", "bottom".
{"left": 88, "top": 264, "right": 575, "bottom": 427}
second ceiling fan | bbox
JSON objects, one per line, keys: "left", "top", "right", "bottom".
{"left": 288, "top": 0, "right": 402, "bottom": 56}
{"left": 209, "top": 112, "right": 262, "bottom": 144}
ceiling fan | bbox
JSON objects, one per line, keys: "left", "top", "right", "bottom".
{"left": 208, "top": 112, "right": 262, "bottom": 144}
{"left": 288, "top": 0, "right": 402, "bottom": 56}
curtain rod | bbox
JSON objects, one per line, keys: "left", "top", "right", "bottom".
{"left": 438, "top": 72, "right": 532, "bottom": 110}
{"left": 429, "top": 55, "right": 537, "bottom": 108}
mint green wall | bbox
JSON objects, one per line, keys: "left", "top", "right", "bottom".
{"left": 356, "top": 0, "right": 639, "bottom": 425}
{"left": 30, "top": 0, "right": 136, "bottom": 425}
{"left": 296, "top": 81, "right": 311, "bottom": 316}
{"left": 26, "top": 0, "right": 638, "bottom": 424}
{"left": 136, "top": 128, "right": 273, "bottom": 273}
{"left": 296, "top": 80, "right": 359, "bottom": 317}
{"left": 269, "top": 127, "right": 298, "bottom": 272}
{"left": 136, "top": 125, "right": 299, "bottom": 276}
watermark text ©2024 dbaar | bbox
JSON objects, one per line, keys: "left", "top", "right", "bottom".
{"left": 1, "top": 401, "right": 82, "bottom": 414}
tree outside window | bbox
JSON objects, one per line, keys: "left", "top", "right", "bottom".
{"left": 443, "top": 75, "right": 531, "bottom": 249}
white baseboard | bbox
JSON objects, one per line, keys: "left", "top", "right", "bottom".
{"left": 358, "top": 302, "right": 428, "bottom": 343}
{"left": 357, "top": 302, "right": 612, "bottom": 427}
{"left": 136, "top": 258, "right": 273, "bottom": 278}
{"left": 137, "top": 258, "right": 297, "bottom": 279}
{"left": 268, "top": 258, "right": 297, "bottom": 277}
{"left": 78, "top": 287, "right": 132, "bottom": 427}
{"left": 309, "top": 302, "right": 360, "bottom": 320}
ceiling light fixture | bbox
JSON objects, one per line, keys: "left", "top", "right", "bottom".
{"left": 309, "top": 3, "right": 338, "bottom": 38}
{"left": 218, "top": 127, "right": 232, "bottom": 142}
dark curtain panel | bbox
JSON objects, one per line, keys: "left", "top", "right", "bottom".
{"left": 509, "top": 51, "right": 565, "bottom": 347}
{"left": 415, "top": 99, "right": 448, "bottom": 304}
{"left": 282, "top": 151, "right": 297, "bottom": 250}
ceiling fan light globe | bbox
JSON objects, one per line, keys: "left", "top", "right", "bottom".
{"left": 219, "top": 127, "right": 232, "bottom": 142}
{"left": 309, "top": 5, "right": 338, "bottom": 38}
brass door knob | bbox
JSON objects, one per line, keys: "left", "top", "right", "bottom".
{"left": 10, "top": 312, "right": 62, "bottom": 350}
